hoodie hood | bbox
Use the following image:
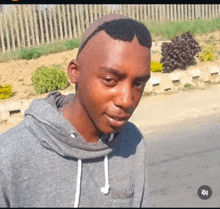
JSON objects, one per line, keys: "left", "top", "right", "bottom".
{"left": 24, "top": 91, "right": 121, "bottom": 160}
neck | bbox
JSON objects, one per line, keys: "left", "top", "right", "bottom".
{"left": 63, "top": 98, "right": 102, "bottom": 143}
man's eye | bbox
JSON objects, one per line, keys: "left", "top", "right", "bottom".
{"left": 104, "top": 78, "right": 114, "bottom": 82}
{"left": 134, "top": 82, "right": 145, "bottom": 88}
{"left": 103, "top": 78, "right": 117, "bottom": 85}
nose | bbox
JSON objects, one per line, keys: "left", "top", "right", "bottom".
{"left": 114, "top": 84, "right": 134, "bottom": 113}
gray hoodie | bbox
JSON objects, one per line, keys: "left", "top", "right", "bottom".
{"left": 0, "top": 91, "right": 151, "bottom": 207}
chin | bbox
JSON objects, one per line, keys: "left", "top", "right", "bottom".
{"left": 99, "top": 123, "right": 126, "bottom": 135}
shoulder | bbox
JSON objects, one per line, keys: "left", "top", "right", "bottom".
{"left": 0, "top": 121, "right": 32, "bottom": 162}
{"left": 120, "top": 121, "right": 145, "bottom": 147}
{"left": 113, "top": 122, "right": 146, "bottom": 157}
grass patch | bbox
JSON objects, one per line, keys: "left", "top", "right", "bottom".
{"left": 182, "top": 83, "right": 195, "bottom": 91}
{"left": 0, "top": 50, "right": 20, "bottom": 63}
{"left": 145, "top": 18, "right": 220, "bottom": 41}
{"left": 0, "top": 37, "right": 82, "bottom": 62}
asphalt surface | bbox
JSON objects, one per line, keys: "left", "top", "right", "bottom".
{"left": 144, "top": 113, "right": 220, "bottom": 207}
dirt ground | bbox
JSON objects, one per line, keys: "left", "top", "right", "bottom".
{"left": 0, "top": 48, "right": 79, "bottom": 104}
{"left": 1, "top": 31, "right": 220, "bottom": 133}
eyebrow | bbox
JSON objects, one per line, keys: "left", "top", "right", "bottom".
{"left": 99, "top": 67, "right": 150, "bottom": 82}
{"left": 99, "top": 67, "right": 126, "bottom": 79}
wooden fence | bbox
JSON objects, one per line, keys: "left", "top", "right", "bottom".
{"left": 1, "top": 4, "right": 220, "bottom": 53}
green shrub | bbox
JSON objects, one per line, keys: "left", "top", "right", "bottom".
{"left": 18, "top": 48, "right": 43, "bottom": 60}
{"left": 0, "top": 84, "right": 12, "bottom": 99}
{"left": 63, "top": 38, "right": 81, "bottom": 50}
{"left": 199, "top": 44, "right": 216, "bottom": 61}
{"left": 150, "top": 61, "right": 163, "bottom": 72}
{"left": 31, "top": 65, "right": 69, "bottom": 94}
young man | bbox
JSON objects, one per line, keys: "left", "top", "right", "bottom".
{"left": 0, "top": 14, "right": 152, "bottom": 207}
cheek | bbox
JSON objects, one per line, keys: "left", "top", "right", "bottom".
{"left": 79, "top": 78, "right": 109, "bottom": 116}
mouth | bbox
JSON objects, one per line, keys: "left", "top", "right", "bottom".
{"left": 105, "top": 114, "right": 129, "bottom": 128}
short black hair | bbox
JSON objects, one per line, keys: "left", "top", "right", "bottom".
{"left": 77, "top": 18, "right": 152, "bottom": 56}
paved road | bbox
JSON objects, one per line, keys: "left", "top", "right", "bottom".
{"left": 144, "top": 113, "right": 220, "bottom": 207}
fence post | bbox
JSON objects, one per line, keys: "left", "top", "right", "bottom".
{"left": 127, "top": 4, "right": 131, "bottom": 18}
{"left": 212, "top": 4, "right": 215, "bottom": 19}
{"left": 165, "top": 4, "right": 169, "bottom": 21}
{"left": 141, "top": 5, "right": 144, "bottom": 22}
{"left": 48, "top": 6, "right": 54, "bottom": 42}
{"left": 66, "top": 5, "right": 72, "bottom": 40}
{"left": 32, "top": 5, "right": 39, "bottom": 46}
{"left": 147, "top": 5, "right": 151, "bottom": 21}
{"left": 135, "top": 5, "right": 139, "bottom": 21}
{"left": 214, "top": 4, "right": 217, "bottom": 18}
{"left": 218, "top": 5, "right": 220, "bottom": 18}
{"left": 0, "top": 16, "right": 5, "bottom": 53}
{"left": 38, "top": 5, "right": 45, "bottom": 44}
{"left": 173, "top": 4, "right": 177, "bottom": 21}
{"left": 71, "top": 5, "right": 77, "bottom": 38}
{"left": 102, "top": 5, "right": 106, "bottom": 16}
{"left": 106, "top": 4, "right": 110, "bottom": 15}
{"left": 94, "top": 5, "right": 97, "bottom": 20}
{"left": 187, "top": 4, "right": 190, "bottom": 20}
{"left": 62, "top": 5, "right": 68, "bottom": 40}
{"left": 177, "top": 4, "right": 181, "bottom": 21}
{"left": 8, "top": 6, "right": 16, "bottom": 51}
{"left": 183, "top": 4, "right": 187, "bottom": 20}
{"left": 201, "top": 4, "right": 204, "bottom": 19}
{"left": 2, "top": 6, "right": 11, "bottom": 52}
{"left": 131, "top": 5, "right": 135, "bottom": 19}
{"left": 57, "top": 5, "right": 63, "bottom": 40}
{"left": 89, "top": 5, "right": 93, "bottom": 24}
{"left": 119, "top": 4, "right": 122, "bottom": 15}
{"left": 52, "top": 5, "right": 59, "bottom": 42}
{"left": 98, "top": 4, "right": 102, "bottom": 18}
{"left": 180, "top": 4, "right": 184, "bottom": 21}
{"left": 80, "top": 5, "right": 85, "bottom": 34}
{"left": 85, "top": 5, "right": 89, "bottom": 28}
{"left": 151, "top": 4, "right": 154, "bottom": 21}
{"left": 29, "top": 5, "right": 35, "bottom": 46}
{"left": 23, "top": 5, "right": 31, "bottom": 48}
{"left": 76, "top": 5, "right": 81, "bottom": 36}
{"left": 18, "top": 5, "right": 26, "bottom": 48}
{"left": 155, "top": 4, "right": 158, "bottom": 21}
{"left": 160, "top": 4, "right": 165, "bottom": 22}
{"left": 143, "top": 5, "right": 147, "bottom": 21}
{"left": 192, "top": 4, "right": 195, "bottom": 20}
{"left": 170, "top": 5, "right": 173, "bottom": 21}
{"left": 43, "top": 5, "right": 49, "bottom": 43}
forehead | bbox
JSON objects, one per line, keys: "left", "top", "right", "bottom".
{"left": 77, "top": 30, "right": 151, "bottom": 74}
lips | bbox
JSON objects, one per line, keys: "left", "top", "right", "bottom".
{"left": 105, "top": 114, "right": 130, "bottom": 128}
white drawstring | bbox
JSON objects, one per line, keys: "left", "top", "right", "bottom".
{"left": 100, "top": 133, "right": 114, "bottom": 195}
{"left": 100, "top": 155, "right": 110, "bottom": 194}
{"left": 74, "top": 133, "right": 114, "bottom": 207}
{"left": 74, "top": 159, "right": 82, "bottom": 208}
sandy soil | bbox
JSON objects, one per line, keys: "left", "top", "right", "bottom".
{"left": 0, "top": 48, "right": 79, "bottom": 104}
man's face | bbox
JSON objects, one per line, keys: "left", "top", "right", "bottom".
{"left": 75, "top": 31, "right": 151, "bottom": 134}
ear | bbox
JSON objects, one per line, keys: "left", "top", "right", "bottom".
{"left": 67, "top": 59, "right": 80, "bottom": 85}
